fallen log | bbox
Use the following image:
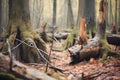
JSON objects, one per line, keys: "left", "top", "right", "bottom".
{"left": 68, "top": 44, "right": 100, "bottom": 65}
{"left": 47, "top": 32, "right": 70, "bottom": 40}
{"left": 68, "top": 0, "right": 120, "bottom": 65}
{"left": 107, "top": 34, "right": 120, "bottom": 46}
{"left": 0, "top": 53, "right": 56, "bottom": 80}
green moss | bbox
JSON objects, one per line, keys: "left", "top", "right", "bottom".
{"left": 0, "top": 73, "right": 19, "bottom": 80}
{"left": 2, "top": 19, "right": 48, "bottom": 63}
{"left": 98, "top": 39, "right": 120, "bottom": 61}
{"left": 63, "top": 26, "right": 78, "bottom": 50}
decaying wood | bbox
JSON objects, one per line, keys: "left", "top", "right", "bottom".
{"left": 111, "top": 23, "right": 117, "bottom": 34}
{"left": 41, "top": 21, "right": 47, "bottom": 32}
{"left": 69, "top": 46, "right": 100, "bottom": 65}
{"left": 47, "top": 32, "right": 69, "bottom": 40}
{"left": 68, "top": 0, "right": 114, "bottom": 64}
{"left": 107, "top": 34, "right": 120, "bottom": 46}
{"left": 77, "top": 71, "right": 109, "bottom": 80}
{"left": 0, "top": 53, "right": 56, "bottom": 80}
{"left": 78, "top": 18, "right": 88, "bottom": 45}
{"left": 68, "top": 45, "right": 82, "bottom": 55}
{"left": 13, "top": 61, "right": 56, "bottom": 80}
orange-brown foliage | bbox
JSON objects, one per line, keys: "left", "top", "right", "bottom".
{"left": 79, "top": 18, "right": 88, "bottom": 45}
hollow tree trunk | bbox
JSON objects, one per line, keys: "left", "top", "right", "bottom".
{"left": 2, "top": 0, "right": 48, "bottom": 63}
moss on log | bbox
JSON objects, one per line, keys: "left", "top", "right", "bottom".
{"left": 0, "top": 73, "right": 19, "bottom": 80}
{"left": 63, "top": 27, "right": 78, "bottom": 50}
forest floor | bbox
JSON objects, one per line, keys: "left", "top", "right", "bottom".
{"left": 27, "top": 42, "right": 120, "bottom": 80}
{"left": 0, "top": 40, "right": 120, "bottom": 80}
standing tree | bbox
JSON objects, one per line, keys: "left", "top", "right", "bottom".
{"left": 115, "top": 0, "right": 117, "bottom": 33}
{"left": 77, "top": 0, "right": 95, "bottom": 38}
{"left": 67, "top": 0, "right": 74, "bottom": 28}
{"left": 118, "top": 0, "right": 120, "bottom": 28}
{"left": 0, "top": 0, "right": 8, "bottom": 37}
{"left": 2, "top": 0, "right": 48, "bottom": 63}
{"left": 0, "top": 0, "right": 2, "bottom": 37}
{"left": 52, "top": 0, "right": 57, "bottom": 26}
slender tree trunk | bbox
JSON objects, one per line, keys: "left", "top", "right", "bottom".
{"left": 118, "top": 0, "right": 120, "bottom": 32}
{"left": 109, "top": 0, "right": 113, "bottom": 23}
{"left": 53, "top": 0, "right": 57, "bottom": 26}
{"left": 106, "top": 0, "right": 109, "bottom": 28}
{"left": 115, "top": 0, "right": 117, "bottom": 32}
{"left": 0, "top": 0, "right": 2, "bottom": 37}
{"left": 67, "top": 0, "right": 74, "bottom": 28}
{"left": 3, "top": 0, "right": 48, "bottom": 63}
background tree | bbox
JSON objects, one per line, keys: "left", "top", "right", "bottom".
{"left": 52, "top": 0, "right": 57, "bottom": 26}
{"left": 69, "top": 0, "right": 120, "bottom": 64}
{"left": 30, "top": 0, "right": 43, "bottom": 28}
{"left": 67, "top": 0, "right": 74, "bottom": 28}
{"left": 115, "top": 0, "right": 117, "bottom": 32}
{"left": 0, "top": 0, "right": 8, "bottom": 37}
{"left": 0, "top": 0, "right": 2, "bottom": 37}
{"left": 119, "top": 0, "right": 120, "bottom": 27}
{"left": 2, "top": 0, "right": 48, "bottom": 63}
{"left": 77, "top": 0, "right": 95, "bottom": 38}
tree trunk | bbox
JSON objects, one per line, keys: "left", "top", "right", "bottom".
{"left": 69, "top": 0, "right": 120, "bottom": 64}
{"left": 2, "top": 0, "right": 48, "bottom": 63}
{"left": 115, "top": 0, "right": 117, "bottom": 33}
{"left": 118, "top": 0, "right": 120, "bottom": 26}
{"left": 0, "top": 53, "right": 55, "bottom": 80}
{"left": 0, "top": 0, "right": 2, "bottom": 37}
{"left": 77, "top": 0, "right": 95, "bottom": 38}
{"left": 67, "top": 0, "right": 74, "bottom": 28}
{"left": 53, "top": 0, "right": 57, "bottom": 26}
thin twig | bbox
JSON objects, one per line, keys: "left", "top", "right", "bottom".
{"left": 45, "top": 25, "right": 56, "bottom": 72}
{"left": 15, "top": 38, "right": 64, "bottom": 73}
{"left": 6, "top": 38, "right": 13, "bottom": 71}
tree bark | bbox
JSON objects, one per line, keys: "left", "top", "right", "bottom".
{"left": 53, "top": 0, "right": 57, "bottom": 26}
{"left": 0, "top": 53, "right": 55, "bottom": 80}
{"left": 77, "top": 0, "right": 95, "bottom": 38}
{"left": 2, "top": 0, "right": 48, "bottom": 63}
{"left": 0, "top": 0, "right": 2, "bottom": 37}
{"left": 115, "top": 0, "right": 117, "bottom": 33}
{"left": 67, "top": 0, "right": 74, "bottom": 28}
{"left": 69, "top": 0, "right": 120, "bottom": 64}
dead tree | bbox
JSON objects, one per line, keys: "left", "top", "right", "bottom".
{"left": 68, "top": 0, "right": 120, "bottom": 65}
{"left": 78, "top": 18, "right": 88, "bottom": 45}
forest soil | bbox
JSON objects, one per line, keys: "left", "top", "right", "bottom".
{"left": 26, "top": 42, "right": 120, "bottom": 80}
